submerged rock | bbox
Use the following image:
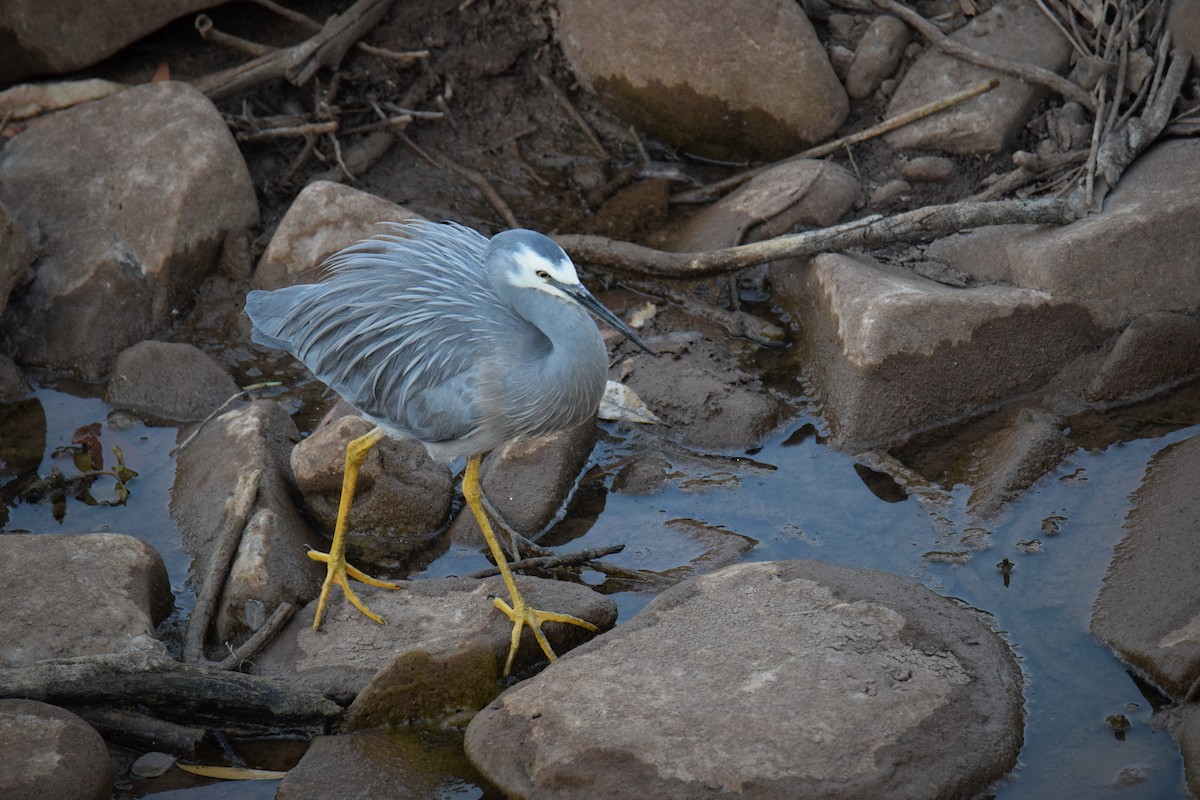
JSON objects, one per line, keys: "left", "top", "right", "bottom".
{"left": 1091, "top": 432, "right": 1200, "bottom": 700}
{"left": 466, "top": 560, "right": 1023, "bottom": 799}
{"left": 277, "top": 728, "right": 490, "bottom": 800}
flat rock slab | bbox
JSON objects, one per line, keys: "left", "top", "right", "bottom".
{"left": 466, "top": 560, "right": 1023, "bottom": 800}
{"left": 0, "top": 533, "right": 171, "bottom": 667}
{"left": 927, "top": 139, "right": 1200, "bottom": 329}
{"left": 255, "top": 575, "right": 617, "bottom": 712}
{"left": 775, "top": 251, "right": 1102, "bottom": 449}
{"left": 0, "top": 699, "right": 112, "bottom": 800}
{"left": 1091, "top": 432, "right": 1200, "bottom": 699}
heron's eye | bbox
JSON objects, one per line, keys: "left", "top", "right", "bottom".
{"left": 536, "top": 270, "right": 551, "bottom": 280}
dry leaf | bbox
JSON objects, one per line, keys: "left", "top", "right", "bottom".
{"left": 599, "top": 381, "right": 661, "bottom": 424}
{"left": 176, "top": 763, "right": 288, "bottom": 780}
{"left": 0, "top": 78, "right": 125, "bottom": 120}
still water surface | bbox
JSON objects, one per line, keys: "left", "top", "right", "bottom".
{"left": 3, "top": 385, "right": 1195, "bottom": 798}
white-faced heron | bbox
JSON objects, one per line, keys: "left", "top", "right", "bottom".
{"left": 244, "top": 220, "right": 652, "bottom": 675}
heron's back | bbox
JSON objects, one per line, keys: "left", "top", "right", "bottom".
{"left": 246, "top": 221, "right": 612, "bottom": 461}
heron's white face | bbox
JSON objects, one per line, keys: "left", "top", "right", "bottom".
{"left": 506, "top": 245, "right": 583, "bottom": 299}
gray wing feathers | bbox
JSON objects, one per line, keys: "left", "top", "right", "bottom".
{"left": 244, "top": 221, "right": 518, "bottom": 443}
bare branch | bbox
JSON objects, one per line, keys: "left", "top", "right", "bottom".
{"left": 556, "top": 199, "right": 1075, "bottom": 279}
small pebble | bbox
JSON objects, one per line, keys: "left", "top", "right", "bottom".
{"left": 846, "top": 15, "right": 910, "bottom": 99}
{"left": 895, "top": 156, "right": 957, "bottom": 184}
{"left": 131, "top": 751, "right": 177, "bottom": 778}
{"left": 870, "top": 179, "right": 911, "bottom": 206}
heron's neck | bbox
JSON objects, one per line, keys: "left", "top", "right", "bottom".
{"left": 506, "top": 286, "right": 607, "bottom": 422}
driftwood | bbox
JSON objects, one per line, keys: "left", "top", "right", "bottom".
{"left": 556, "top": 199, "right": 1075, "bottom": 280}
{"left": 192, "top": 0, "right": 392, "bottom": 101}
{"left": 0, "top": 640, "right": 341, "bottom": 732}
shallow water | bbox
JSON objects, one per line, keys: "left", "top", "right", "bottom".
{"left": 3, "top": 383, "right": 1197, "bottom": 798}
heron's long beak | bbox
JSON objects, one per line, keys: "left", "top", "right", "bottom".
{"left": 567, "top": 284, "right": 655, "bottom": 355}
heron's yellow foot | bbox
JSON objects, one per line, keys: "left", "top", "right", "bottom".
{"left": 308, "top": 548, "right": 401, "bottom": 629}
{"left": 308, "top": 426, "right": 402, "bottom": 630}
{"left": 492, "top": 589, "right": 599, "bottom": 676}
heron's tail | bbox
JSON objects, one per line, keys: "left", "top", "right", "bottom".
{"left": 244, "top": 286, "right": 314, "bottom": 353}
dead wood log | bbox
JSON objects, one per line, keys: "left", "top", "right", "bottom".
{"left": 0, "top": 639, "right": 341, "bottom": 731}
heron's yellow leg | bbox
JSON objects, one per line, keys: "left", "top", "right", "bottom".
{"left": 463, "top": 454, "right": 598, "bottom": 676}
{"left": 308, "top": 427, "right": 402, "bottom": 629}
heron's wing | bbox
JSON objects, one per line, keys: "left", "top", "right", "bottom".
{"left": 245, "top": 221, "right": 522, "bottom": 444}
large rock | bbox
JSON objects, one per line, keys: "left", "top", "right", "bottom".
{"left": 170, "top": 400, "right": 323, "bottom": 647}
{"left": 927, "top": 139, "right": 1200, "bottom": 329}
{"left": 253, "top": 181, "right": 422, "bottom": 291}
{"left": 466, "top": 560, "right": 1023, "bottom": 799}
{"left": 772, "top": 252, "right": 1103, "bottom": 449}
{"left": 1168, "top": 0, "right": 1200, "bottom": 74}
{"left": 884, "top": 0, "right": 1072, "bottom": 153}
{"left": 0, "top": 81, "right": 258, "bottom": 378}
{"left": 0, "top": 699, "right": 112, "bottom": 800}
{"left": 669, "top": 159, "right": 861, "bottom": 251}
{"left": 449, "top": 420, "right": 598, "bottom": 546}
{"left": 0, "top": 1, "right": 213, "bottom": 82}
{"left": 104, "top": 340, "right": 242, "bottom": 422}
{"left": 1091, "top": 432, "right": 1200, "bottom": 700}
{"left": 254, "top": 574, "right": 617, "bottom": 718}
{"left": 554, "top": 0, "right": 847, "bottom": 161}
{"left": 290, "top": 413, "right": 453, "bottom": 568}
{"left": 0, "top": 533, "right": 171, "bottom": 666}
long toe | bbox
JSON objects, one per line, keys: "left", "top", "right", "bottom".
{"left": 493, "top": 596, "right": 599, "bottom": 675}
{"left": 308, "top": 549, "right": 401, "bottom": 629}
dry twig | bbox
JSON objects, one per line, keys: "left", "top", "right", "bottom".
{"left": 674, "top": 79, "right": 999, "bottom": 204}
{"left": 184, "top": 469, "right": 261, "bottom": 664}
{"left": 469, "top": 545, "right": 626, "bottom": 579}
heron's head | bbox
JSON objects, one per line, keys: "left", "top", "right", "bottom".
{"left": 486, "top": 228, "right": 655, "bottom": 355}
{"left": 486, "top": 229, "right": 583, "bottom": 302}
